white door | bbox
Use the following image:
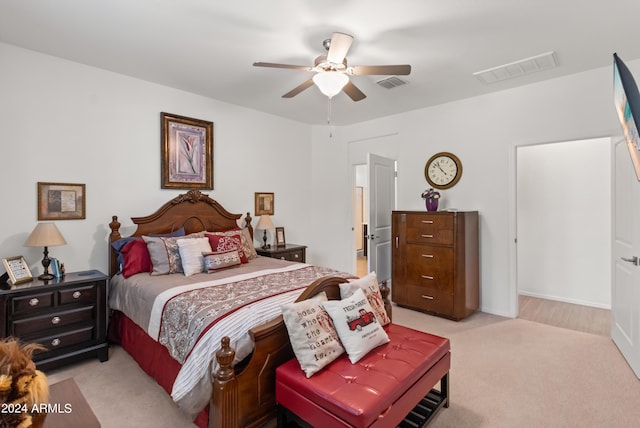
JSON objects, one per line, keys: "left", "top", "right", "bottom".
{"left": 612, "top": 139, "right": 640, "bottom": 378}
{"left": 367, "top": 153, "right": 395, "bottom": 282}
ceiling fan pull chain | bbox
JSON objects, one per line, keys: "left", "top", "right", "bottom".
{"left": 328, "top": 97, "right": 333, "bottom": 138}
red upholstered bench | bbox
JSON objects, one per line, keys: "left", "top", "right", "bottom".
{"left": 276, "top": 323, "right": 450, "bottom": 428}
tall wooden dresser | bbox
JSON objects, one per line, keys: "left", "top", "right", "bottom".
{"left": 392, "top": 210, "right": 479, "bottom": 320}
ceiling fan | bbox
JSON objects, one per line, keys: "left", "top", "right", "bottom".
{"left": 253, "top": 32, "right": 411, "bottom": 101}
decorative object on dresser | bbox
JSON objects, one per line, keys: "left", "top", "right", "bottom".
{"left": 24, "top": 223, "right": 67, "bottom": 280}
{"left": 424, "top": 152, "right": 463, "bottom": 190}
{"left": 255, "top": 214, "right": 275, "bottom": 249}
{"left": 421, "top": 187, "right": 441, "bottom": 212}
{"left": 256, "top": 243, "right": 306, "bottom": 263}
{"left": 0, "top": 270, "right": 109, "bottom": 371}
{"left": 392, "top": 210, "right": 479, "bottom": 320}
{"left": 2, "top": 256, "right": 33, "bottom": 285}
{"left": 37, "top": 182, "right": 86, "bottom": 220}
{"left": 254, "top": 192, "right": 274, "bottom": 215}
{"left": 275, "top": 226, "right": 286, "bottom": 247}
{"left": 161, "top": 112, "right": 214, "bottom": 190}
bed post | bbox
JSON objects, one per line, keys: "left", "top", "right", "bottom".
{"left": 108, "top": 215, "right": 122, "bottom": 277}
{"left": 210, "top": 337, "right": 239, "bottom": 428}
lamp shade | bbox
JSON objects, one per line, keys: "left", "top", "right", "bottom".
{"left": 24, "top": 223, "right": 67, "bottom": 247}
{"left": 255, "top": 215, "right": 275, "bottom": 231}
{"left": 313, "top": 72, "right": 349, "bottom": 98}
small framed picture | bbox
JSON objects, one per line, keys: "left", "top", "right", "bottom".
{"left": 275, "top": 227, "right": 286, "bottom": 247}
{"left": 2, "top": 256, "right": 33, "bottom": 285}
{"left": 38, "top": 182, "right": 86, "bottom": 220}
{"left": 255, "top": 192, "right": 274, "bottom": 216}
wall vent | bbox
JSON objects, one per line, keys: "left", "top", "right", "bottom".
{"left": 376, "top": 76, "right": 408, "bottom": 89}
{"left": 473, "top": 51, "right": 558, "bottom": 84}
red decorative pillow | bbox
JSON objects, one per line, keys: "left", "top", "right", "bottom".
{"left": 121, "top": 239, "right": 152, "bottom": 278}
{"left": 206, "top": 233, "right": 248, "bottom": 263}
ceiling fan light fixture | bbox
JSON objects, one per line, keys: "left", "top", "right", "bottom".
{"left": 313, "top": 72, "right": 349, "bottom": 98}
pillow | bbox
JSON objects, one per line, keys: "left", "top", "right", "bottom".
{"left": 207, "top": 229, "right": 255, "bottom": 261}
{"left": 203, "top": 250, "right": 242, "bottom": 272}
{"left": 206, "top": 233, "right": 248, "bottom": 263}
{"left": 120, "top": 239, "right": 152, "bottom": 278}
{"left": 111, "top": 236, "right": 138, "bottom": 273}
{"left": 322, "top": 288, "right": 390, "bottom": 364}
{"left": 281, "top": 292, "right": 344, "bottom": 378}
{"left": 177, "top": 237, "right": 212, "bottom": 276}
{"left": 340, "top": 272, "right": 391, "bottom": 326}
{"left": 143, "top": 232, "right": 205, "bottom": 275}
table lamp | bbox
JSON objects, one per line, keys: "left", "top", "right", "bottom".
{"left": 255, "top": 215, "right": 275, "bottom": 249}
{"left": 24, "top": 222, "right": 67, "bottom": 280}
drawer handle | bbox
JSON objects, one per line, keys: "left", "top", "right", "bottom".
{"left": 421, "top": 275, "right": 434, "bottom": 280}
{"left": 280, "top": 256, "right": 285, "bottom": 260}
{"left": 421, "top": 234, "right": 434, "bottom": 238}
{"left": 293, "top": 254, "right": 299, "bottom": 259}
{"left": 29, "top": 298, "right": 40, "bottom": 307}
{"left": 421, "top": 254, "right": 434, "bottom": 258}
{"left": 421, "top": 295, "right": 435, "bottom": 300}
{"left": 51, "top": 316, "right": 61, "bottom": 325}
{"left": 51, "top": 338, "right": 61, "bottom": 347}
{"left": 72, "top": 291, "right": 82, "bottom": 299}
{"left": 421, "top": 220, "right": 434, "bottom": 224}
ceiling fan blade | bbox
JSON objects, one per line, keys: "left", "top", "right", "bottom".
{"left": 348, "top": 64, "right": 411, "bottom": 75}
{"left": 253, "top": 62, "right": 311, "bottom": 71}
{"left": 327, "top": 32, "right": 353, "bottom": 64}
{"left": 282, "top": 79, "right": 315, "bottom": 98}
{"left": 343, "top": 81, "right": 366, "bottom": 102}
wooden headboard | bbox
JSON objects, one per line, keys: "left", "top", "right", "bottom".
{"left": 108, "top": 190, "right": 253, "bottom": 277}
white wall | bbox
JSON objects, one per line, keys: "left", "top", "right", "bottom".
{"left": 0, "top": 42, "right": 312, "bottom": 276}
{"left": 310, "top": 59, "right": 636, "bottom": 317}
{"left": 517, "top": 138, "right": 612, "bottom": 308}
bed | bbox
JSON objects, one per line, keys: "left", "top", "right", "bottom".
{"left": 106, "top": 190, "right": 358, "bottom": 428}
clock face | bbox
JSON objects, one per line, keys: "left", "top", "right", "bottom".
{"left": 424, "top": 152, "right": 462, "bottom": 189}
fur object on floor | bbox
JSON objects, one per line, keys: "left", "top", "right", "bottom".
{"left": 0, "top": 338, "right": 49, "bottom": 428}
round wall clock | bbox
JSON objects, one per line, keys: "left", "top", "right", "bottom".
{"left": 424, "top": 152, "right": 463, "bottom": 189}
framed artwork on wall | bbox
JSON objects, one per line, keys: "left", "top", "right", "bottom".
{"left": 37, "top": 182, "right": 85, "bottom": 220}
{"left": 161, "top": 112, "right": 214, "bottom": 189}
{"left": 2, "top": 256, "right": 32, "bottom": 285}
{"left": 255, "top": 192, "right": 274, "bottom": 216}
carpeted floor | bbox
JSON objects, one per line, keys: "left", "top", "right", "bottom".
{"left": 45, "top": 306, "right": 640, "bottom": 427}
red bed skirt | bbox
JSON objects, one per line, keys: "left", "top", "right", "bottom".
{"left": 108, "top": 311, "right": 208, "bottom": 428}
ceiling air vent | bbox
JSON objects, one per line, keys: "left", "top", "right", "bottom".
{"left": 473, "top": 51, "right": 558, "bottom": 84}
{"left": 376, "top": 76, "right": 408, "bottom": 89}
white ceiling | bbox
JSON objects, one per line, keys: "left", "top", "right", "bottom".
{"left": 2, "top": 0, "right": 640, "bottom": 125}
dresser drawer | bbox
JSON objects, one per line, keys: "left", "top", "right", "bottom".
{"left": 11, "top": 306, "right": 94, "bottom": 336}
{"left": 12, "top": 292, "right": 55, "bottom": 315}
{"left": 32, "top": 325, "right": 95, "bottom": 359}
{"left": 282, "top": 249, "right": 305, "bottom": 262}
{"left": 406, "top": 213, "right": 454, "bottom": 245}
{"left": 405, "top": 285, "right": 454, "bottom": 316}
{"left": 58, "top": 284, "right": 97, "bottom": 305}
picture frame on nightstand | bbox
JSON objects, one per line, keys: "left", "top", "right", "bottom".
{"left": 275, "top": 227, "right": 286, "bottom": 247}
{"left": 2, "top": 256, "right": 33, "bottom": 285}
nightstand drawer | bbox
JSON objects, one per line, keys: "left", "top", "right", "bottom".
{"left": 58, "top": 284, "right": 97, "bottom": 305}
{"left": 12, "top": 292, "right": 55, "bottom": 315}
{"left": 32, "top": 326, "right": 94, "bottom": 358}
{"left": 283, "top": 249, "right": 304, "bottom": 262}
{"left": 11, "top": 306, "right": 94, "bottom": 336}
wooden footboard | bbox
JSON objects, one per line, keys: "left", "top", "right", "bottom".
{"left": 210, "top": 275, "right": 391, "bottom": 428}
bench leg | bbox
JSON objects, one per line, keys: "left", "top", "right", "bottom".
{"left": 441, "top": 372, "right": 450, "bottom": 408}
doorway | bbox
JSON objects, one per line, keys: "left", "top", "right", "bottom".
{"left": 354, "top": 165, "right": 368, "bottom": 278}
{"left": 514, "top": 137, "right": 612, "bottom": 323}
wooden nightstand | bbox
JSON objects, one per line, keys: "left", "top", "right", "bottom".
{"left": 0, "top": 270, "right": 109, "bottom": 371}
{"left": 256, "top": 244, "right": 307, "bottom": 263}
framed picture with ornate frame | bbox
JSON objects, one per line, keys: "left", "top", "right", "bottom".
{"left": 161, "top": 112, "right": 214, "bottom": 189}
{"left": 2, "top": 256, "right": 33, "bottom": 285}
{"left": 38, "top": 182, "right": 86, "bottom": 220}
{"left": 254, "top": 192, "right": 274, "bottom": 216}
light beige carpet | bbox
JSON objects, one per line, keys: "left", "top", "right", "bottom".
{"left": 45, "top": 306, "right": 640, "bottom": 427}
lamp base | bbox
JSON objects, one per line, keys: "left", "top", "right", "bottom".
{"left": 38, "top": 273, "right": 54, "bottom": 281}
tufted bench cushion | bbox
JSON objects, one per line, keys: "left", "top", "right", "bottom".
{"left": 276, "top": 323, "right": 450, "bottom": 428}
